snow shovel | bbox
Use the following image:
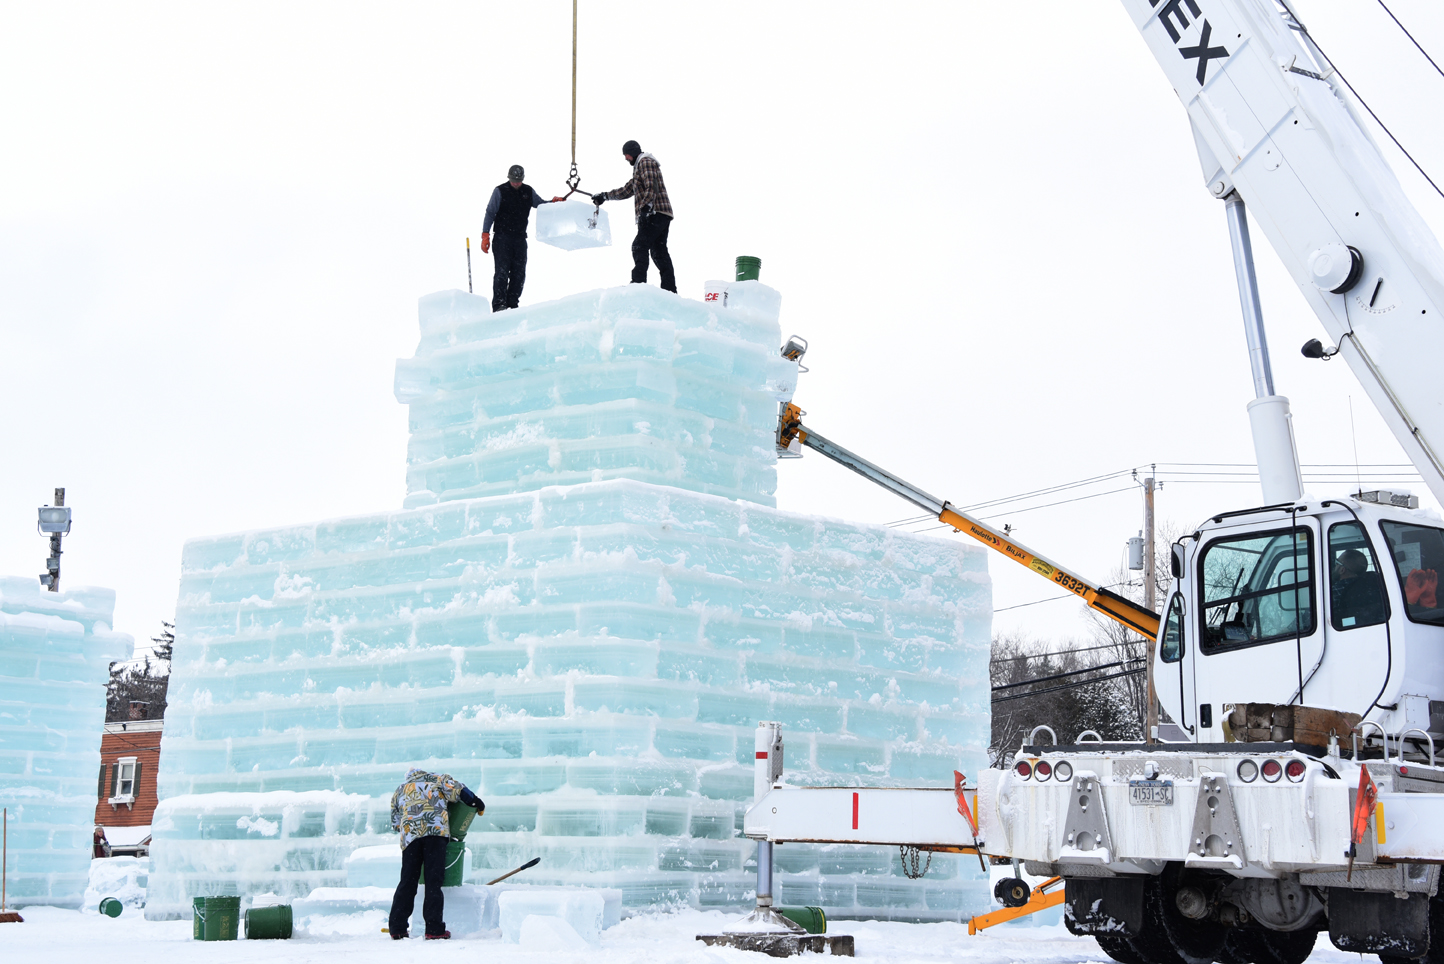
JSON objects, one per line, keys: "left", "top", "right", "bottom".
{"left": 485, "top": 857, "right": 540, "bottom": 885}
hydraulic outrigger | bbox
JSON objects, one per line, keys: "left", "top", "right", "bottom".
{"left": 774, "top": 399, "right": 1160, "bottom": 641}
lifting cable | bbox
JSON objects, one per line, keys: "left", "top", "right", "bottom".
{"left": 1376, "top": 0, "right": 1444, "bottom": 81}
{"left": 563, "top": 0, "right": 585, "bottom": 199}
{"left": 1279, "top": 0, "right": 1444, "bottom": 201}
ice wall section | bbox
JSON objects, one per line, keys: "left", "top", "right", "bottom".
{"left": 150, "top": 285, "right": 993, "bottom": 920}
{"left": 0, "top": 577, "right": 131, "bottom": 907}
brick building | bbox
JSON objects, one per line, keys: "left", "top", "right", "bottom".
{"left": 94, "top": 718, "right": 163, "bottom": 856}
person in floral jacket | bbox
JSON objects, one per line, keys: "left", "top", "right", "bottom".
{"left": 387, "top": 768, "right": 484, "bottom": 940}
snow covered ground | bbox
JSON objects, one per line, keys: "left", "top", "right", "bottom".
{"left": 0, "top": 905, "right": 1372, "bottom": 964}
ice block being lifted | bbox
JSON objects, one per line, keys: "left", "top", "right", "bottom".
{"left": 535, "top": 200, "right": 611, "bottom": 250}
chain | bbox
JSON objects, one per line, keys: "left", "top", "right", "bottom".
{"left": 898, "top": 845, "right": 933, "bottom": 880}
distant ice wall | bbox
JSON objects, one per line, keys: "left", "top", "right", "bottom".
{"left": 0, "top": 577, "right": 131, "bottom": 907}
{"left": 148, "top": 285, "right": 994, "bottom": 920}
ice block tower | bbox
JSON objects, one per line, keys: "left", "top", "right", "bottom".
{"left": 148, "top": 280, "right": 993, "bottom": 920}
{"left": 0, "top": 577, "right": 131, "bottom": 907}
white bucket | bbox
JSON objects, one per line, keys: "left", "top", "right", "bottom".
{"left": 703, "top": 281, "right": 728, "bottom": 307}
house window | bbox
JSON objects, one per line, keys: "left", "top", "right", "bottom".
{"left": 110, "top": 756, "right": 139, "bottom": 805}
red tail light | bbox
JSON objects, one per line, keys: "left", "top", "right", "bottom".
{"left": 1035, "top": 761, "right": 1052, "bottom": 779}
{"left": 1015, "top": 760, "right": 1032, "bottom": 779}
{"left": 1285, "top": 759, "right": 1306, "bottom": 782}
{"left": 1261, "top": 759, "right": 1283, "bottom": 783}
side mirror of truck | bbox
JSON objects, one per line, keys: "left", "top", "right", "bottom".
{"left": 1170, "top": 544, "right": 1185, "bottom": 580}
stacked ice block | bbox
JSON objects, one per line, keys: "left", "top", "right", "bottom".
{"left": 148, "top": 284, "right": 993, "bottom": 921}
{"left": 0, "top": 577, "right": 131, "bottom": 907}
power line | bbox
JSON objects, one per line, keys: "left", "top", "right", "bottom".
{"left": 990, "top": 638, "right": 1145, "bottom": 663}
{"left": 1376, "top": 0, "right": 1444, "bottom": 81}
{"left": 991, "top": 667, "right": 1144, "bottom": 704}
{"left": 992, "top": 658, "right": 1144, "bottom": 693}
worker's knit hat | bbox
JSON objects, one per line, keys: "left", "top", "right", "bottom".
{"left": 622, "top": 140, "right": 641, "bottom": 162}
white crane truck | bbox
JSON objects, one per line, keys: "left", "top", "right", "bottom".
{"left": 743, "top": 2, "right": 1444, "bottom": 962}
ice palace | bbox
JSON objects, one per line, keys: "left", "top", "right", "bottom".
{"left": 0, "top": 579, "right": 131, "bottom": 907}
{"left": 143, "top": 277, "right": 994, "bottom": 921}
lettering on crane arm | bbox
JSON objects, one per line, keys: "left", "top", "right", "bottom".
{"left": 1150, "top": 0, "right": 1231, "bottom": 86}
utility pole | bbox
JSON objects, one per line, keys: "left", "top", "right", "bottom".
{"left": 1143, "top": 470, "right": 1158, "bottom": 742}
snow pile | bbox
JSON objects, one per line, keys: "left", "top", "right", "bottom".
{"left": 148, "top": 285, "right": 993, "bottom": 921}
{"left": 0, "top": 579, "right": 132, "bottom": 908}
{"left": 82, "top": 856, "right": 149, "bottom": 914}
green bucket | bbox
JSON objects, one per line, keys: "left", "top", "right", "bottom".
{"left": 447, "top": 801, "right": 479, "bottom": 841}
{"left": 442, "top": 838, "right": 468, "bottom": 887}
{"left": 244, "top": 904, "right": 293, "bottom": 940}
{"left": 735, "top": 256, "right": 762, "bottom": 282}
{"left": 99, "top": 897, "right": 123, "bottom": 918}
{"left": 779, "top": 905, "right": 826, "bottom": 934}
{"left": 191, "top": 896, "right": 240, "bottom": 941}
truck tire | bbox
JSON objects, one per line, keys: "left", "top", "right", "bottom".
{"left": 1219, "top": 927, "right": 1317, "bottom": 964}
{"left": 1155, "top": 866, "right": 1228, "bottom": 964}
{"left": 1096, "top": 935, "right": 1151, "bottom": 964}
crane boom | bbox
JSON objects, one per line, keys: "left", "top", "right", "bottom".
{"left": 777, "top": 403, "right": 1160, "bottom": 640}
{"left": 1121, "top": 0, "right": 1444, "bottom": 505}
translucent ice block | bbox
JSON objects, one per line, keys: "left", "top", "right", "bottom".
{"left": 498, "top": 888, "right": 604, "bottom": 944}
{"left": 535, "top": 201, "right": 611, "bottom": 250}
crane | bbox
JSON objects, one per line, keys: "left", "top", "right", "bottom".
{"left": 739, "top": 3, "right": 1444, "bottom": 962}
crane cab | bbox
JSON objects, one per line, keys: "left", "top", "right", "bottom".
{"left": 1155, "top": 494, "right": 1444, "bottom": 747}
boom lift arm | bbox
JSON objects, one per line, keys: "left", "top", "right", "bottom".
{"left": 776, "top": 402, "right": 1160, "bottom": 640}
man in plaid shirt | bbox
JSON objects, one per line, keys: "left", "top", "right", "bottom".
{"left": 593, "top": 139, "right": 676, "bottom": 293}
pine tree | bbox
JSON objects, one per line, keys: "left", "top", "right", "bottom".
{"left": 105, "top": 619, "right": 174, "bottom": 722}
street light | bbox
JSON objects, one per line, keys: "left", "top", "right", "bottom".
{"left": 37, "top": 488, "right": 68, "bottom": 592}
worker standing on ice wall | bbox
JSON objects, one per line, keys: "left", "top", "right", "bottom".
{"left": 481, "top": 164, "right": 564, "bottom": 312}
{"left": 387, "top": 767, "right": 484, "bottom": 940}
{"left": 593, "top": 139, "right": 676, "bottom": 293}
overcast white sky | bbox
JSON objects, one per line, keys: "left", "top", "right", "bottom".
{"left": 3, "top": 1, "right": 1444, "bottom": 657}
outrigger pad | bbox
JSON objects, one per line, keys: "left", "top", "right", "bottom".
{"left": 1064, "top": 877, "right": 1147, "bottom": 936}
{"left": 696, "top": 934, "right": 855, "bottom": 957}
{"left": 1328, "top": 888, "right": 1430, "bottom": 957}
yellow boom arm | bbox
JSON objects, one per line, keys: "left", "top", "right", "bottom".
{"left": 777, "top": 403, "right": 1159, "bottom": 640}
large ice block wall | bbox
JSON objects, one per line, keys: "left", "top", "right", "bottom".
{"left": 0, "top": 577, "right": 131, "bottom": 907}
{"left": 149, "top": 284, "right": 993, "bottom": 921}
{"left": 395, "top": 284, "right": 797, "bottom": 507}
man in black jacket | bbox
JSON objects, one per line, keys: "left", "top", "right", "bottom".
{"left": 482, "top": 165, "right": 563, "bottom": 311}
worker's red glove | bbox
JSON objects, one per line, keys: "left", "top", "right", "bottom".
{"left": 550, "top": 196, "right": 566, "bottom": 202}
{"left": 1406, "top": 568, "right": 1438, "bottom": 608}
{"left": 480, "top": 232, "right": 490, "bottom": 254}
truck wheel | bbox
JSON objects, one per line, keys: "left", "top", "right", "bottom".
{"left": 1096, "top": 935, "right": 1151, "bottom": 964}
{"left": 1155, "top": 867, "right": 1228, "bottom": 964}
{"left": 1220, "top": 927, "right": 1317, "bottom": 964}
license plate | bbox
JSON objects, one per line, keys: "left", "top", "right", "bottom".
{"left": 1128, "top": 780, "right": 1174, "bottom": 806}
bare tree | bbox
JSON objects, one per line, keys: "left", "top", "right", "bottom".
{"left": 105, "top": 620, "right": 173, "bottom": 723}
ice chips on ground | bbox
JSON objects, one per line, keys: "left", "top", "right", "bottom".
{"left": 535, "top": 200, "right": 611, "bottom": 250}
{"left": 0, "top": 577, "right": 132, "bottom": 908}
{"left": 148, "top": 286, "right": 993, "bottom": 922}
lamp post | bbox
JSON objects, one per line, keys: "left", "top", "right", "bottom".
{"left": 37, "top": 487, "right": 71, "bottom": 592}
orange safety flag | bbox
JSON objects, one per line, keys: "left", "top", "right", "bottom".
{"left": 954, "top": 770, "right": 979, "bottom": 836}
{"left": 1351, "top": 765, "right": 1378, "bottom": 847}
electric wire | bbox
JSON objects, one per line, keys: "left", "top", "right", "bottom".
{"left": 991, "top": 667, "right": 1144, "bottom": 704}
{"left": 990, "top": 638, "right": 1144, "bottom": 662}
{"left": 1280, "top": 0, "right": 1444, "bottom": 200}
{"left": 1376, "top": 0, "right": 1444, "bottom": 81}
{"left": 992, "top": 657, "right": 1145, "bottom": 692}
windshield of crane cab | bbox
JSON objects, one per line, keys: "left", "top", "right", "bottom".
{"left": 1199, "top": 527, "right": 1314, "bottom": 652}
